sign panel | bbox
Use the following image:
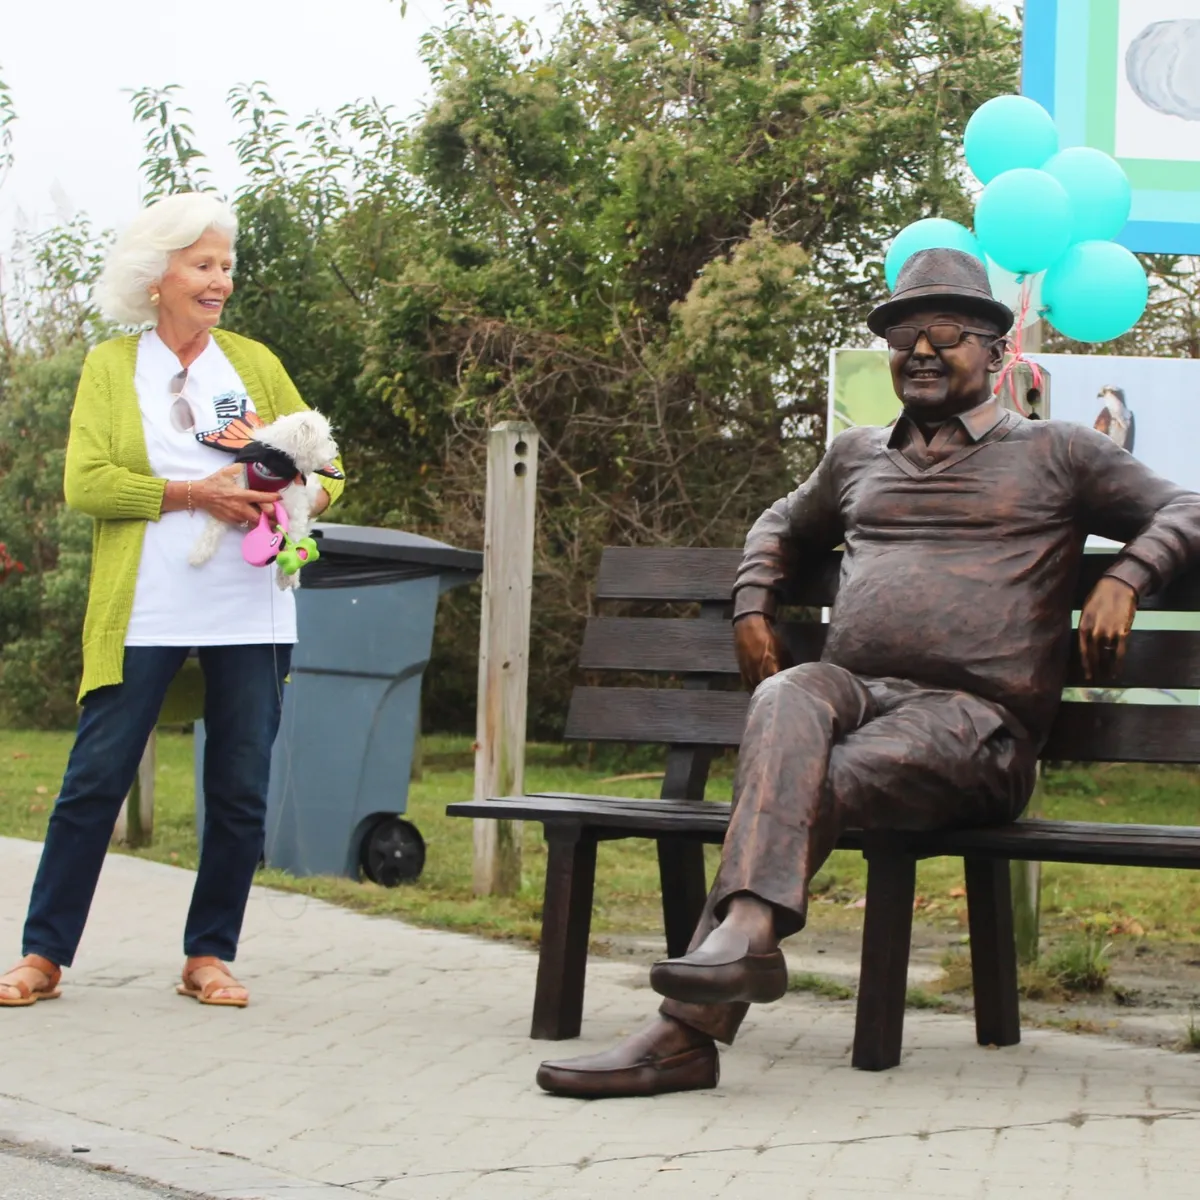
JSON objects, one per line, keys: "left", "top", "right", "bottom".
{"left": 1023, "top": 0, "right": 1200, "bottom": 254}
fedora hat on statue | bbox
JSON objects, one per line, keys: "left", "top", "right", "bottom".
{"left": 867, "top": 248, "right": 1014, "bottom": 337}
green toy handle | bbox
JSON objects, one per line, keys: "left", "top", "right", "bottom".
{"left": 277, "top": 533, "right": 319, "bottom": 575}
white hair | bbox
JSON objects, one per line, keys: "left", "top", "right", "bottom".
{"left": 95, "top": 192, "right": 238, "bottom": 325}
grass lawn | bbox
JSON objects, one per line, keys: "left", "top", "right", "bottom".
{"left": 2, "top": 727, "right": 1200, "bottom": 953}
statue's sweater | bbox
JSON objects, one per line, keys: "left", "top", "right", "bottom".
{"left": 733, "top": 399, "right": 1200, "bottom": 747}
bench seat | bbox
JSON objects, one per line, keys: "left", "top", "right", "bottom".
{"left": 450, "top": 797, "right": 1200, "bottom": 868}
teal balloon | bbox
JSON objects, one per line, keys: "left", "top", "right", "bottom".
{"left": 964, "top": 95, "right": 1059, "bottom": 184}
{"left": 1043, "top": 240, "right": 1148, "bottom": 343}
{"left": 1042, "top": 147, "right": 1132, "bottom": 243}
{"left": 884, "top": 219, "right": 984, "bottom": 288}
{"left": 974, "top": 168, "right": 1073, "bottom": 275}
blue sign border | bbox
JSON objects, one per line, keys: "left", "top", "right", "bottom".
{"left": 1022, "top": 0, "right": 1200, "bottom": 255}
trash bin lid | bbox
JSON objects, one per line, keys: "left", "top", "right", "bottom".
{"left": 302, "top": 524, "right": 482, "bottom": 588}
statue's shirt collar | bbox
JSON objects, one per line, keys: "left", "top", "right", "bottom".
{"left": 887, "top": 396, "right": 1006, "bottom": 450}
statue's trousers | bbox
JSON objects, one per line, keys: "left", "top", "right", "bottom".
{"left": 660, "top": 661, "right": 1037, "bottom": 1044}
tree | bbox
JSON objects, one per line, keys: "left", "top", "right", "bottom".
{"left": 0, "top": 345, "right": 93, "bottom": 727}
{"left": 0, "top": 66, "right": 110, "bottom": 725}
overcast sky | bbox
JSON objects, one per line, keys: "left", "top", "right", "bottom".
{"left": 2, "top": 0, "right": 1017, "bottom": 249}
{"left": 0, "top": 0, "right": 552, "bottom": 246}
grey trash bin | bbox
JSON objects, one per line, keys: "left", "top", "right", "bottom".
{"left": 194, "top": 523, "right": 481, "bottom": 885}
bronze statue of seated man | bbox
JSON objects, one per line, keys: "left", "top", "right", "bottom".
{"left": 536, "top": 247, "right": 1200, "bottom": 1100}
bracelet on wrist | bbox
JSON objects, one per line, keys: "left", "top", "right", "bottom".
{"left": 186, "top": 480, "right": 193, "bottom": 516}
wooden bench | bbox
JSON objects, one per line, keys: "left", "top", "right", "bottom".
{"left": 448, "top": 547, "right": 1200, "bottom": 1070}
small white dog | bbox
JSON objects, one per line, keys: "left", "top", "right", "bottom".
{"left": 188, "top": 409, "right": 343, "bottom": 588}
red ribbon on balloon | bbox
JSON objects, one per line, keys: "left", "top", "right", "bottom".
{"left": 992, "top": 274, "right": 1044, "bottom": 416}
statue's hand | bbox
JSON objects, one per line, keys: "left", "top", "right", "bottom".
{"left": 734, "top": 613, "right": 790, "bottom": 690}
{"left": 1079, "top": 576, "right": 1138, "bottom": 684}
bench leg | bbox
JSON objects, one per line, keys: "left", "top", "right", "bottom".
{"left": 656, "top": 836, "right": 708, "bottom": 959}
{"left": 531, "top": 824, "right": 597, "bottom": 1040}
{"left": 852, "top": 849, "right": 916, "bottom": 1071}
{"left": 964, "top": 856, "right": 1021, "bottom": 1048}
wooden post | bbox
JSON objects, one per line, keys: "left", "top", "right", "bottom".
{"left": 410, "top": 699, "right": 424, "bottom": 783}
{"left": 1010, "top": 857, "right": 1041, "bottom": 965}
{"left": 113, "top": 732, "right": 155, "bottom": 848}
{"left": 993, "top": 319, "right": 1046, "bottom": 964}
{"left": 473, "top": 421, "right": 539, "bottom": 896}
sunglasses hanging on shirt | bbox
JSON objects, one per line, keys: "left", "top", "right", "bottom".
{"left": 168, "top": 368, "right": 198, "bottom": 433}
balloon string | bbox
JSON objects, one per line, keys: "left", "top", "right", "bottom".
{"left": 992, "top": 275, "right": 1043, "bottom": 415}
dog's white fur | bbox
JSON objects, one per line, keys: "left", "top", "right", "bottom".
{"left": 188, "top": 410, "right": 339, "bottom": 590}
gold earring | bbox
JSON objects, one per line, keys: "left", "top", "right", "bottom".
{"left": 150, "top": 292, "right": 160, "bottom": 305}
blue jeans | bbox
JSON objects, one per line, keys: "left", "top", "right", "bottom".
{"left": 23, "top": 644, "right": 291, "bottom": 967}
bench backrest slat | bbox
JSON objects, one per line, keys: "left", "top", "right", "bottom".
{"left": 566, "top": 687, "right": 747, "bottom": 747}
{"left": 594, "top": 545, "right": 1200, "bottom": 611}
{"left": 596, "top": 547, "right": 745, "bottom": 603}
{"left": 579, "top": 619, "right": 1200, "bottom": 690}
{"left": 566, "top": 686, "right": 1200, "bottom": 765}
{"left": 1040, "top": 703, "right": 1200, "bottom": 763}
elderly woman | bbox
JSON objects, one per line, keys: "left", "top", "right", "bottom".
{"left": 0, "top": 193, "right": 343, "bottom": 1009}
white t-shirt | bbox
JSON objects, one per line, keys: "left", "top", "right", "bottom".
{"left": 124, "top": 330, "right": 297, "bottom": 646}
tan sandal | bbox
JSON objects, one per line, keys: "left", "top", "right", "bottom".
{"left": 176, "top": 956, "right": 249, "bottom": 1008}
{"left": 0, "top": 955, "right": 62, "bottom": 1007}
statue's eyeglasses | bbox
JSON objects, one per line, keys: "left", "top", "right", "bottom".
{"left": 885, "top": 322, "right": 1002, "bottom": 352}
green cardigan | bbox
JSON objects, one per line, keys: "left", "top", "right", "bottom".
{"left": 65, "top": 329, "right": 346, "bottom": 708}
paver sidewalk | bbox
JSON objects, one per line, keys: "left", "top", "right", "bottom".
{"left": 2, "top": 834, "right": 1199, "bottom": 1199}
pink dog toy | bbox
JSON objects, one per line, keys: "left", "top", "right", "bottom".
{"left": 242, "top": 503, "right": 289, "bottom": 567}
{"left": 241, "top": 503, "right": 320, "bottom": 575}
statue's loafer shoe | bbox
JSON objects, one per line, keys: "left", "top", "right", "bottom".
{"left": 536, "top": 1041, "right": 719, "bottom": 1099}
{"left": 649, "top": 927, "right": 788, "bottom": 1005}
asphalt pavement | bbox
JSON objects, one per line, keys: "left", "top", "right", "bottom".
{"left": 0, "top": 1145, "right": 205, "bottom": 1199}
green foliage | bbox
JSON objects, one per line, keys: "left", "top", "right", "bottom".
{"left": 0, "top": 62, "right": 106, "bottom": 727}
{"left": 1183, "top": 1011, "right": 1200, "bottom": 1052}
{"left": 939, "top": 915, "right": 1114, "bottom": 1002}
{"left": 0, "top": 66, "right": 15, "bottom": 189}
{"left": 905, "top": 986, "right": 950, "bottom": 1010}
{"left": 1045, "top": 919, "right": 1112, "bottom": 993}
{"left": 3, "top": 216, "right": 111, "bottom": 354}
{"left": 789, "top": 971, "right": 854, "bottom": 1000}
{"left": 130, "top": 85, "right": 215, "bottom": 202}
{"left": 0, "top": 346, "right": 92, "bottom": 727}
